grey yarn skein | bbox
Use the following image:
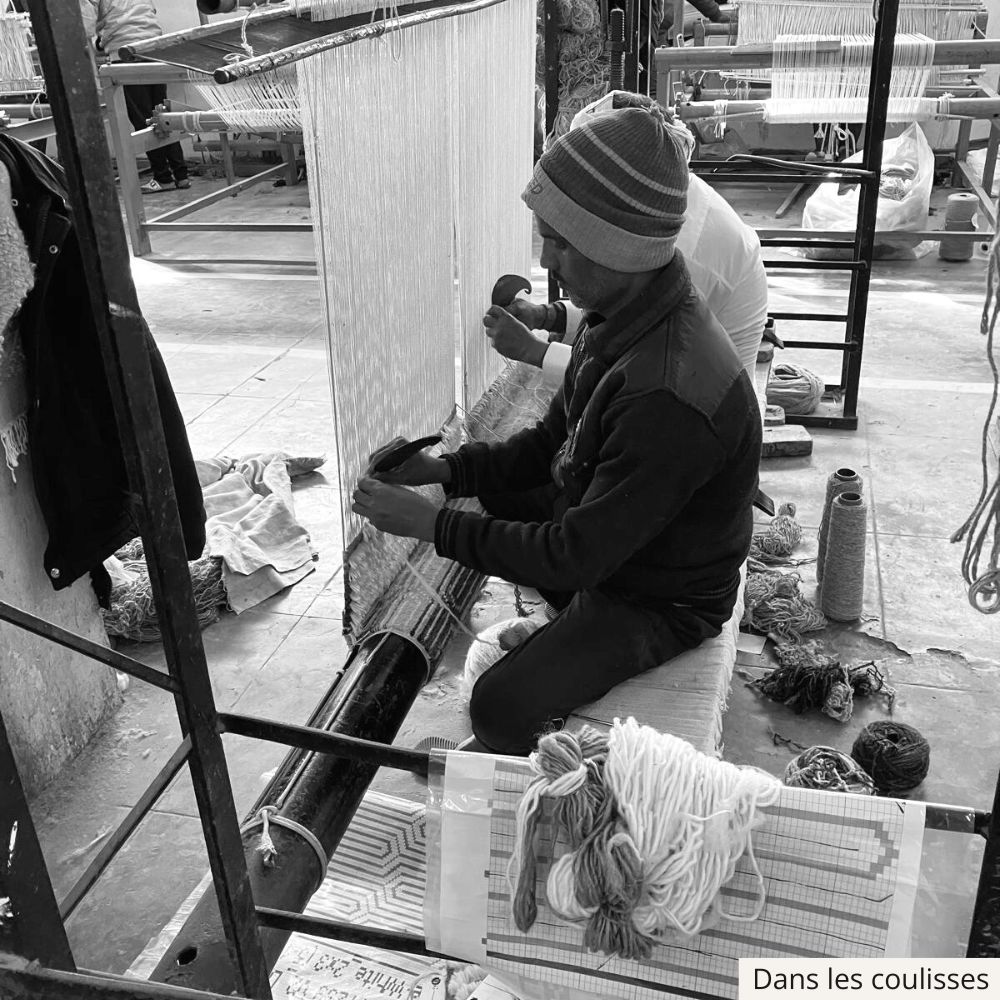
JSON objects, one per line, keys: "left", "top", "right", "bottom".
{"left": 820, "top": 492, "right": 868, "bottom": 622}
{"left": 817, "top": 468, "right": 863, "bottom": 581}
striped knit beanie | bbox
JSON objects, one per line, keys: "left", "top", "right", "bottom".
{"left": 522, "top": 103, "right": 691, "bottom": 273}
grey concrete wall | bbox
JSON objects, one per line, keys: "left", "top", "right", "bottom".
{"left": 0, "top": 446, "right": 121, "bottom": 799}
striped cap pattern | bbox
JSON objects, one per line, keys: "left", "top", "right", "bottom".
{"left": 522, "top": 106, "right": 690, "bottom": 273}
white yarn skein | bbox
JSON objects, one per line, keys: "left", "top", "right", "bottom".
{"left": 604, "top": 718, "right": 781, "bottom": 938}
{"left": 461, "top": 617, "right": 542, "bottom": 701}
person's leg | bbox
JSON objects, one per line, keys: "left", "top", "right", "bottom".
{"left": 124, "top": 83, "right": 173, "bottom": 186}
{"left": 150, "top": 83, "right": 189, "bottom": 184}
{"left": 468, "top": 588, "right": 721, "bottom": 755}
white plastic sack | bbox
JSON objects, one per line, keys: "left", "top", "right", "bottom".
{"left": 802, "top": 123, "right": 934, "bottom": 253}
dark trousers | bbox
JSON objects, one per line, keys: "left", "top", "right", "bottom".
{"left": 123, "top": 82, "right": 187, "bottom": 184}
{"left": 469, "top": 485, "right": 726, "bottom": 755}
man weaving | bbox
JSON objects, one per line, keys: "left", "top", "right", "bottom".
{"left": 352, "top": 103, "right": 761, "bottom": 756}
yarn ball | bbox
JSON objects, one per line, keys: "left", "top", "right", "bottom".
{"left": 447, "top": 963, "right": 487, "bottom": 1000}
{"left": 766, "top": 363, "right": 825, "bottom": 416}
{"left": 851, "top": 721, "right": 930, "bottom": 796}
{"left": 461, "top": 617, "right": 542, "bottom": 700}
{"left": 783, "top": 746, "right": 875, "bottom": 795}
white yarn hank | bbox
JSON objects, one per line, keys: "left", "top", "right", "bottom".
{"left": 603, "top": 718, "right": 781, "bottom": 938}
{"left": 765, "top": 33, "right": 935, "bottom": 124}
{"left": 0, "top": 12, "right": 41, "bottom": 95}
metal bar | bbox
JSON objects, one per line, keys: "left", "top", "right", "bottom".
{"left": 213, "top": 0, "right": 509, "bottom": 83}
{"left": 763, "top": 259, "right": 865, "bottom": 271}
{"left": 145, "top": 222, "right": 313, "bottom": 232}
{"left": 5, "top": 115, "right": 57, "bottom": 142}
{"left": 25, "top": 4, "right": 272, "bottom": 996}
{"left": 146, "top": 162, "right": 288, "bottom": 224}
{"left": 98, "top": 62, "right": 194, "bottom": 85}
{"left": 609, "top": 8, "right": 626, "bottom": 91}
{"left": 0, "top": 600, "right": 177, "bottom": 693}
{"left": 58, "top": 738, "right": 192, "bottom": 921}
{"left": 0, "top": 102, "right": 52, "bottom": 116}
{"left": 0, "top": 965, "right": 247, "bottom": 1000}
{"left": 655, "top": 37, "right": 1000, "bottom": 71}
{"left": 780, "top": 339, "right": 856, "bottom": 351}
{"left": 789, "top": 412, "right": 859, "bottom": 430}
{"left": 544, "top": 0, "right": 560, "bottom": 303}
{"left": 150, "top": 631, "right": 435, "bottom": 993}
{"left": 0, "top": 711, "right": 76, "bottom": 969}
{"left": 758, "top": 229, "right": 993, "bottom": 242}
{"left": 132, "top": 125, "right": 191, "bottom": 155}
{"left": 679, "top": 97, "right": 1000, "bottom": 119}
{"left": 694, "top": 172, "right": 872, "bottom": 184}
{"left": 255, "top": 907, "right": 436, "bottom": 956}
{"left": 841, "top": 0, "right": 899, "bottom": 421}
{"left": 219, "top": 712, "right": 431, "bottom": 776}
{"left": 969, "top": 772, "right": 1000, "bottom": 951}
{"left": 768, "top": 311, "right": 848, "bottom": 322}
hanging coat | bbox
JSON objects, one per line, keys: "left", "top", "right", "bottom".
{"left": 0, "top": 134, "right": 205, "bottom": 604}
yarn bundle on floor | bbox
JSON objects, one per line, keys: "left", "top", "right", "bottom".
{"left": 509, "top": 719, "right": 781, "bottom": 959}
{"left": 784, "top": 746, "right": 875, "bottom": 794}
{"left": 743, "top": 568, "right": 826, "bottom": 640}
{"left": 750, "top": 502, "right": 803, "bottom": 564}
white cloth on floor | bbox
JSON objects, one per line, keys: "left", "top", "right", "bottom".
{"left": 197, "top": 452, "right": 324, "bottom": 613}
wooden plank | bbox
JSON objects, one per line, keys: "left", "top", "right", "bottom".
{"left": 761, "top": 424, "right": 813, "bottom": 458}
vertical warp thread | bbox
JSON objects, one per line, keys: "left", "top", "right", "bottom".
{"left": 817, "top": 467, "right": 863, "bottom": 581}
{"left": 819, "top": 491, "right": 868, "bottom": 621}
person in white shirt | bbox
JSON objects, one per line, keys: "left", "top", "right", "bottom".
{"left": 488, "top": 91, "right": 768, "bottom": 387}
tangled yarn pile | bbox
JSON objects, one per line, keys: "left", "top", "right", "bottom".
{"left": 784, "top": 746, "right": 875, "bottom": 794}
{"left": 765, "top": 363, "right": 825, "bottom": 416}
{"left": 750, "top": 640, "right": 894, "bottom": 723}
{"left": 509, "top": 719, "right": 781, "bottom": 959}
{"left": 742, "top": 569, "right": 826, "bottom": 641}
{"left": 102, "top": 539, "right": 227, "bottom": 642}
{"left": 750, "top": 503, "right": 803, "bottom": 564}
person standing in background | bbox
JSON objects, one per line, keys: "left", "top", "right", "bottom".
{"left": 81, "top": 0, "right": 190, "bottom": 193}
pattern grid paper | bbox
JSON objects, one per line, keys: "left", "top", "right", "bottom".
{"left": 483, "top": 759, "right": 923, "bottom": 1000}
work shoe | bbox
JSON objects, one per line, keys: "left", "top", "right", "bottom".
{"left": 141, "top": 178, "right": 167, "bottom": 194}
{"left": 175, "top": 178, "right": 191, "bottom": 190}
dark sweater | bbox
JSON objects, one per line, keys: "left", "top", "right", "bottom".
{"left": 435, "top": 253, "right": 761, "bottom": 619}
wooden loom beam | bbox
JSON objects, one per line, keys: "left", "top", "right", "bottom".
{"left": 678, "top": 96, "right": 1000, "bottom": 119}
{"left": 656, "top": 38, "right": 1000, "bottom": 72}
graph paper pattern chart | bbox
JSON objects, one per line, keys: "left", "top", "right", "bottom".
{"left": 472, "top": 757, "right": 924, "bottom": 1000}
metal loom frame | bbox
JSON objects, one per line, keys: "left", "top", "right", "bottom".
{"left": 3, "top": 2, "right": 1000, "bottom": 1000}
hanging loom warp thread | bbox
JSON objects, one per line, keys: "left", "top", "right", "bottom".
{"left": 509, "top": 719, "right": 781, "bottom": 958}
{"left": 852, "top": 721, "right": 930, "bottom": 795}
{"left": 784, "top": 746, "right": 875, "bottom": 794}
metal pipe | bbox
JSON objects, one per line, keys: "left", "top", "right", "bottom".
{"left": 679, "top": 97, "right": 1000, "bottom": 120}
{"left": 147, "top": 605, "right": 476, "bottom": 994}
{"left": 657, "top": 37, "right": 1000, "bottom": 72}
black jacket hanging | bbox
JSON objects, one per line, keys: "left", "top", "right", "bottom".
{"left": 0, "top": 135, "right": 205, "bottom": 602}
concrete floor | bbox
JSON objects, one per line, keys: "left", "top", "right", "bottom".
{"left": 25, "top": 169, "right": 1000, "bottom": 974}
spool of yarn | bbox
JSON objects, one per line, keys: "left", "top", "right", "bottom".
{"left": 817, "top": 467, "right": 863, "bottom": 581}
{"left": 461, "top": 617, "right": 541, "bottom": 700}
{"left": 852, "top": 721, "right": 930, "bottom": 796}
{"left": 819, "top": 492, "right": 867, "bottom": 622}
{"left": 783, "top": 746, "right": 875, "bottom": 795}
{"left": 765, "top": 363, "right": 824, "bottom": 416}
{"left": 938, "top": 192, "right": 978, "bottom": 263}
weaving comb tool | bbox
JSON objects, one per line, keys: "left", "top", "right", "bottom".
{"left": 491, "top": 274, "right": 532, "bottom": 308}
{"left": 368, "top": 435, "right": 442, "bottom": 475}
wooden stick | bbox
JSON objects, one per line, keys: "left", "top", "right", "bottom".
{"left": 213, "top": 0, "right": 509, "bottom": 83}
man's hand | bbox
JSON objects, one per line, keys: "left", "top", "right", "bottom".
{"left": 352, "top": 477, "right": 438, "bottom": 541}
{"left": 368, "top": 437, "right": 451, "bottom": 487}
{"left": 505, "top": 297, "right": 546, "bottom": 331}
{"left": 483, "top": 305, "right": 548, "bottom": 368}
